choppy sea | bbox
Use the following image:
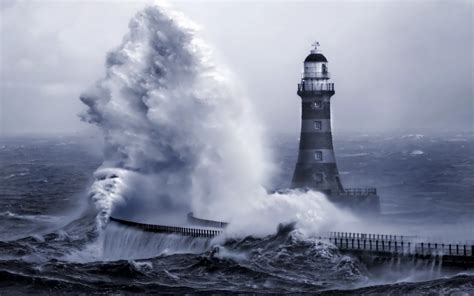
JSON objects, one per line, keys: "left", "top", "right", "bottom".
{"left": 0, "top": 132, "right": 473, "bottom": 294}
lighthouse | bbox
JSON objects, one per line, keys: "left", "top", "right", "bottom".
{"left": 291, "top": 42, "right": 380, "bottom": 211}
{"left": 291, "top": 42, "right": 342, "bottom": 192}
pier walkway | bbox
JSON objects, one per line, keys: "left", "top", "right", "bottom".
{"left": 109, "top": 217, "right": 473, "bottom": 269}
{"left": 109, "top": 216, "right": 223, "bottom": 238}
{"left": 326, "top": 231, "right": 474, "bottom": 269}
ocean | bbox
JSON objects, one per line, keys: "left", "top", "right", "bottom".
{"left": 0, "top": 132, "right": 472, "bottom": 294}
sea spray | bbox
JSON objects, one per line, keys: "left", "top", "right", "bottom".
{"left": 101, "top": 223, "right": 210, "bottom": 260}
{"left": 80, "top": 4, "right": 355, "bottom": 247}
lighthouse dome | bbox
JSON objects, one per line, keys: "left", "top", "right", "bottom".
{"left": 304, "top": 53, "right": 328, "bottom": 63}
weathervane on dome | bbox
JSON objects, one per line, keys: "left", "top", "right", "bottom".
{"left": 311, "top": 41, "right": 320, "bottom": 53}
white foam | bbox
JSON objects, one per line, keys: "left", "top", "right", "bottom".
{"left": 79, "top": 4, "right": 356, "bottom": 258}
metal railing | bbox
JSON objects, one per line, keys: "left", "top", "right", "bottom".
{"left": 110, "top": 216, "right": 223, "bottom": 238}
{"left": 337, "top": 188, "right": 377, "bottom": 196}
{"left": 297, "top": 83, "right": 334, "bottom": 92}
{"left": 330, "top": 231, "right": 417, "bottom": 242}
{"left": 302, "top": 72, "right": 331, "bottom": 79}
{"left": 187, "top": 212, "right": 228, "bottom": 228}
{"left": 328, "top": 232, "right": 474, "bottom": 257}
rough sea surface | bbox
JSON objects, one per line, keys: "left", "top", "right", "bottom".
{"left": 0, "top": 132, "right": 473, "bottom": 294}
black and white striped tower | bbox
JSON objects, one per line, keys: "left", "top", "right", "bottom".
{"left": 291, "top": 42, "right": 343, "bottom": 194}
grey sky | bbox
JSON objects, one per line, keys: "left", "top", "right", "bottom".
{"left": 1, "top": 0, "right": 472, "bottom": 135}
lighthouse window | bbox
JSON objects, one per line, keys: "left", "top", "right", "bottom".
{"left": 314, "top": 151, "right": 323, "bottom": 161}
{"left": 311, "top": 101, "right": 322, "bottom": 109}
{"left": 312, "top": 173, "right": 323, "bottom": 183}
{"left": 314, "top": 121, "right": 322, "bottom": 130}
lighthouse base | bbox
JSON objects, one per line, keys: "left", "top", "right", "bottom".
{"left": 328, "top": 193, "right": 380, "bottom": 214}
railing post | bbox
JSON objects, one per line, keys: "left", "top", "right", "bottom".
{"left": 456, "top": 244, "right": 459, "bottom": 255}
{"left": 376, "top": 240, "right": 379, "bottom": 251}
{"left": 464, "top": 245, "right": 467, "bottom": 256}
{"left": 357, "top": 239, "right": 360, "bottom": 250}
{"left": 408, "top": 242, "right": 411, "bottom": 254}
{"left": 449, "top": 244, "right": 452, "bottom": 255}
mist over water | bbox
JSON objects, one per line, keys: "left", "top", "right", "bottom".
{"left": 80, "top": 5, "right": 353, "bottom": 238}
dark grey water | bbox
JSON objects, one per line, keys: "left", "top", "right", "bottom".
{"left": 0, "top": 132, "right": 473, "bottom": 294}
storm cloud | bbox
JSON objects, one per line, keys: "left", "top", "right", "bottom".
{"left": 0, "top": 1, "right": 472, "bottom": 135}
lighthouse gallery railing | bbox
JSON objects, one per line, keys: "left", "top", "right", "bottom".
{"left": 338, "top": 188, "right": 377, "bottom": 196}
{"left": 298, "top": 83, "right": 334, "bottom": 92}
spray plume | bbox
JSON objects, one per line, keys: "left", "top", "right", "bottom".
{"left": 80, "top": 4, "right": 355, "bottom": 237}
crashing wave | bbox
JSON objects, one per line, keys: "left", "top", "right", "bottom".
{"left": 80, "top": 4, "right": 355, "bottom": 246}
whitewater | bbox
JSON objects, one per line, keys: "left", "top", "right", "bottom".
{"left": 80, "top": 4, "right": 354, "bottom": 240}
{"left": 0, "top": 4, "right": 473, "bottom": 294}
